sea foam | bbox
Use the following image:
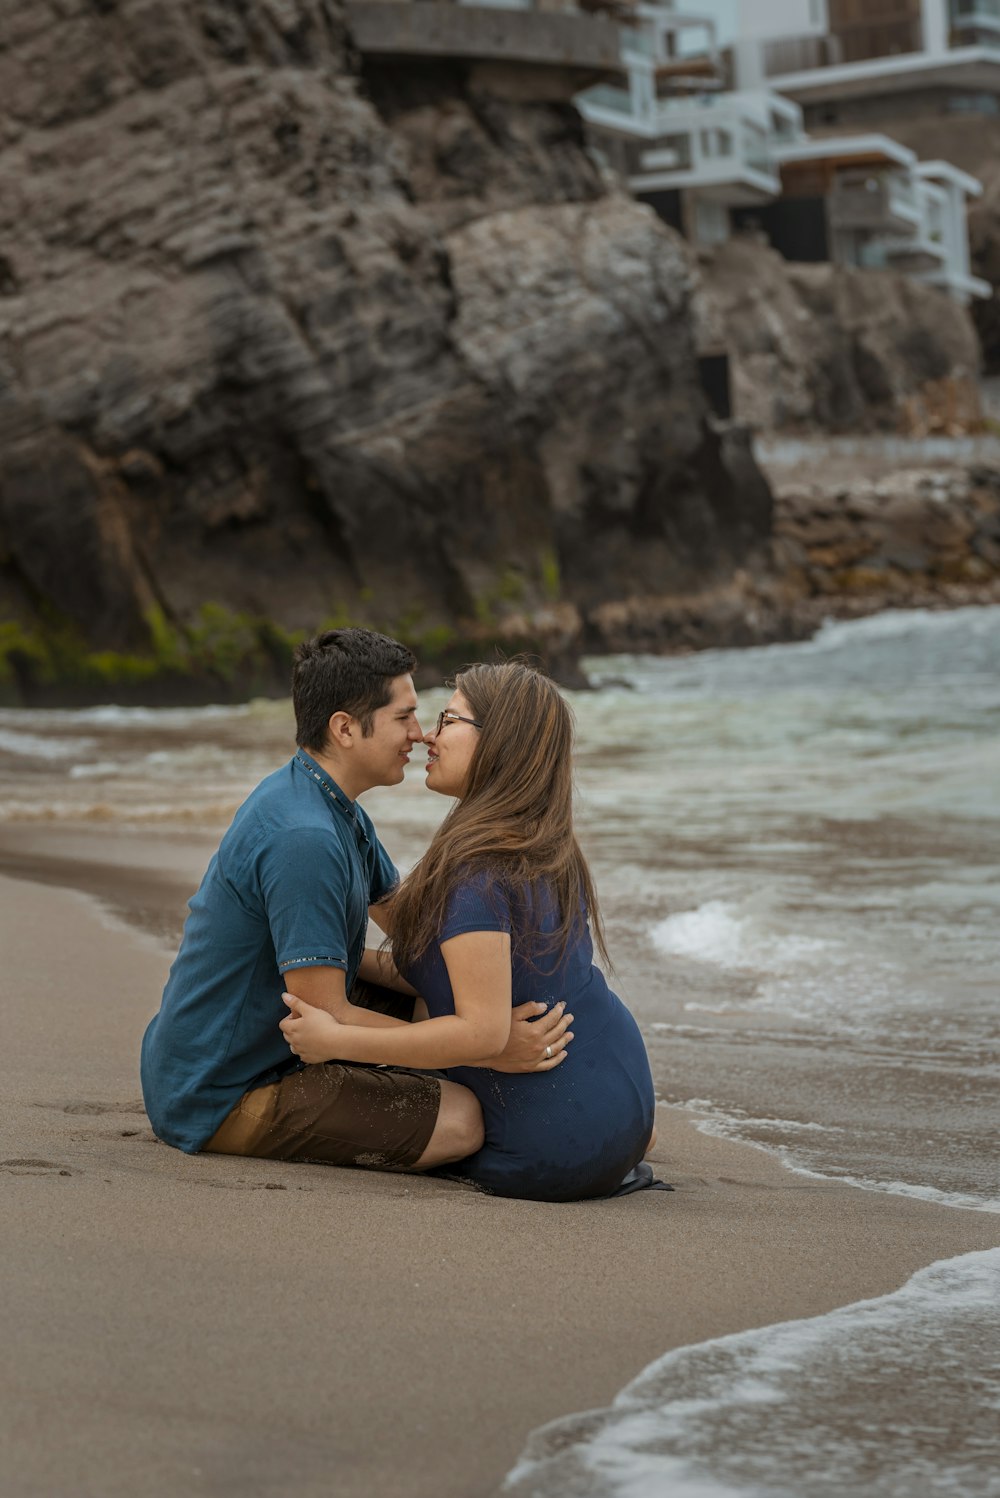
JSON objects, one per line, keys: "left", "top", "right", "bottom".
{"left": 502, "top": 1248, "right": 1000, "bottom": 1498}
{"left": 673, "top": 1099, "right": 1000, "bottom": 1216}
{"left": 0, "top": 727, "right": 97, "bottom": 760}
{"left": 649, "top": 900, "right": 828, "bottom": 973}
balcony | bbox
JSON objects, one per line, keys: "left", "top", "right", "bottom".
{"left": 952, "top": 0, "right": 1000, "bottom": 23}
{"left": 880, "top": 235, "right": 949, "bottom": 272}
{"left": 344, "top": 0, "right": 624, "bottom": 72}
{"left": 951, "top": 0, "right": 1000, "bottom": 43}
{"left": 832, "top": 18, "right": 924, "bottom": 65}
{"left": 638, "top": 134, "right": 692, "bottom": 171}
{"left": 619, "top": 8, "right": 718, "bottom": 72}
{"left": 579, "top": 84, "right": 804, "bottom": 202}
{"left": 579, "top": 82, "right": 636, "bottom": 123}
{"left": 637, "top": 108, "right": 782, "bottom": 200}
{"left": 760, "top": 33, "right": 842, "bottom": 77}
{"left": 828, "top": 169, "right": 924, "bottom": 235}
{"left": 876, "top": 180, "right": 950, "bottom": 274}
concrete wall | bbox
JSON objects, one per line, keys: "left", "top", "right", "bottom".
{"left": 735, "top": 0, "right": 828, "bottom": 40}
{"left": 802, "top": 86, "right": 999, "bottom": 128}
{"left": 345, "top": 2, "right": 623, "bottom": 69}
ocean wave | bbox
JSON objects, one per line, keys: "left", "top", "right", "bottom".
{"left": 675, "top": 1100, "right": 842, "bottom": 1135}
{"left": 586, "top": 604, "right": 1000, "bottom": 676}
{"left": 0, "top": 727, "right": 97, "bottom": 760}
{"left": 0, "top": 702, "right": 256, "bottom": 728}
{"left": 67, "top": 761, "right": 129, "bottom": 780}
{"left": 503, "top": 1248, "right": 1000, "bottom": 1498}
{"left": 674, "top": 1100, "right": 1000, "bottom": 1215}
{"left": 0, "top": 799, "right": 241, "bottom": 824}
{"left": 649, "top": 901, "right": 829, "bottom": 973}
{"left": 581, "top": 604, "right": 1000, "bottom": 709}
{"left": 804, "top": 603, "right": 1000, "bottom": 651}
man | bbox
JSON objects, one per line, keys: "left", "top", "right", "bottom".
{"left": 140, "top": 628, "right": 570, "bottom": 1175}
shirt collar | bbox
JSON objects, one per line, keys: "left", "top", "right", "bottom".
{"left": 292, "top": 750, "right": 358, "bottom": 827}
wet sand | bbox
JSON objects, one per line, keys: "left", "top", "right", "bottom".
{"left": 3, "top": 832, "right": 999, "bottom": 1498}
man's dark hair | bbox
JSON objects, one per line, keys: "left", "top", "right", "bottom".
{"left": 293, "top": 628, "right": 417, "bottom": 749}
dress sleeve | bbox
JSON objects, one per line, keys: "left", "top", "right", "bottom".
{"left": 254, "top": 825, "right": 353, "bottom": 974}
{"left": 439, "top": 871, "right": 513, "bottom": 942}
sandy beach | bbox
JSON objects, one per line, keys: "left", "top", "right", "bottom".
{"left": 3, "top": 829, "right": 999, "bottom": 1498}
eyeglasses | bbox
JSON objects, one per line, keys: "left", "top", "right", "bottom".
{"left": 435, "top": 710, "right": 482, "bottom": 735}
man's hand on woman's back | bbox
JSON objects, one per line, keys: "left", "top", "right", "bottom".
{"left": 482, "top": 1001, "right": 574, "bottom": 1074}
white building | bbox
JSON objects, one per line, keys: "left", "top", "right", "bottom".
{"left": 577, "top": 7, "right": 806, "bottom": 245}
{"left": 772, "top": 135, "right": 989, "bottom": 300}
{"left": 581, "top": 84, "right": 805, "bottom": 241}
{"left": 727, "top": 0, "right": 1000, "bottom": 126}
{"left": 575, "top": 0, "right": 989, "bottom": 301}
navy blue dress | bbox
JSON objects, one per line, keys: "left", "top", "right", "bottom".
{"left": 404, "top": 873, "right": 656, "bottom": 1202}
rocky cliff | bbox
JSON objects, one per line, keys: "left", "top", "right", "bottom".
{"left": 767, "top": 460, "right": 1000, "bottom": 625}
{"left": 694, "top": 238, "right": 982, "bottom": 434}
{"left": 0, "top": 0, "right": 773, "bottom": 703}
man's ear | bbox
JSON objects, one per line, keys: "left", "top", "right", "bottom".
{"left": 326, "top": 711, "right": 354, "bottom": 750}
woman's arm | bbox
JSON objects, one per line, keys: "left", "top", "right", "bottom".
{"left": 368, "top": 893, "right": 397, "bottom": 938}
{"left": 357, "top": 946, "right": 418, "bottom": 997}
{"left": 281, "top": 930, "right": 512, "bottom": 1068}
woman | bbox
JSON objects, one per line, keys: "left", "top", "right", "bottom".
{"left": 280, "top": 661, "right": 657, "bottom": 1201}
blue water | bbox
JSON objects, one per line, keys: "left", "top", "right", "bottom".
{"left": 2, "top": 605, "right": 998, "bottom": 1496}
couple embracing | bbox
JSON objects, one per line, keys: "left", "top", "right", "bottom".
{"left": 141, "top": 629, "right": 660, "bottom": 1201}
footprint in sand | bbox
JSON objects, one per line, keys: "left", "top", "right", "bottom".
{"left": 3, "top": 1158, "right": 74, "bottom": 1177}
{"left": 54, "top": 1099, "right": 147, "bottom": 1117}
{"left": 193, "top": 1176, "right": 290, "bottom": 1191}
{"left": 67, "top": 1127, "right": 157, "bottom": 1143}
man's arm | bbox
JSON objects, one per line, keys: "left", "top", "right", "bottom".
{"left": 282, "top": 965, "right": 411, "bottom": 1030}
{"left": 282, "top": 932, "right": 513, "bottom": 1067}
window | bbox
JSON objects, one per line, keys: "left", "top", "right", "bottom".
{"left": 947, "top": 92, "right": 1000, "bottom": 113}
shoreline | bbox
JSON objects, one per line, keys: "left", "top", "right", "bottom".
{"left": 3, "top": 588, "right": 1000, "bottom": 709}
{"left": 3, "top": 838, "right": 999, "bottom": 1498}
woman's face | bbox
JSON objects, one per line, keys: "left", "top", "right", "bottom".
{"left": 424, "top": 689, "right": 480, "bottom": 799}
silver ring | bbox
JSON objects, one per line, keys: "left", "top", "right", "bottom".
{"left": 544, "top": 1045, "right": 553, "bottom": 1060}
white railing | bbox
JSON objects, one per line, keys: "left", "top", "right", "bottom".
{"left": 830, "top": 170, "right": 923, "bottom": 231}
{"left": 952, "top": 0, "right": 1000, "bottom": 23}
{"left": 581, "top": 84, "right": 635, "bottom": 118}
{"left": 743, "top": 122, "right": 770, "bottom": 173}
{"left": 887, "top": 170, "right": 919, "bottom": 220}
{"left": 578, "top": 87, "right": 785, "bottom": 187}
{"left": 639, "top": 134, "right": 693, "bottom": 170}
{"left": 879, "top": 233, "right": 948, "bottom": 265}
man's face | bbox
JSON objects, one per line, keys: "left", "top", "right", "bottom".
{"left": 357, "top": 674, "right": 423, "bottom": 787}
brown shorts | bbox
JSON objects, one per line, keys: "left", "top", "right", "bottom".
{"left": 203, "top": 982, "right": 441, "bottom": 1171}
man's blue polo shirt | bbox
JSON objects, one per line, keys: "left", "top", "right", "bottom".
{"left": 140, "top": 750, "right": 398, "bottom": 1153}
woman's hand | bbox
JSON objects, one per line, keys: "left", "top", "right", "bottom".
{"left": 279, "top": 992, "right": 343, "bottom": 1065}
{"left": 486, "top": 1001, "right": 574, "bottom": 1074}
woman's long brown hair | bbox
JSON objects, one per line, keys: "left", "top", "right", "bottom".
{"left": 390, "top": 661, "right": 610, "bottom": 973}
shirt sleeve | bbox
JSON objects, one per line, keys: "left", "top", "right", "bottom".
{"left": 439, "top": 871, "right": 513, "bottom": 942}
{"left": 254, "top": 825, "right": 354, "bottom": 974}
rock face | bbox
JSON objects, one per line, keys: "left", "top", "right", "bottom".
{"left": 694, "top": 238, "right": 982, "bottom": 433}
{"left": 846, "top": 113, "right": 1000, "bottom": 373}
{"left": 766, "top": 463, "right": 1000, "bottom": 624}
{"left": 0, "top": 0, "right": 772, "bottom": 701}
